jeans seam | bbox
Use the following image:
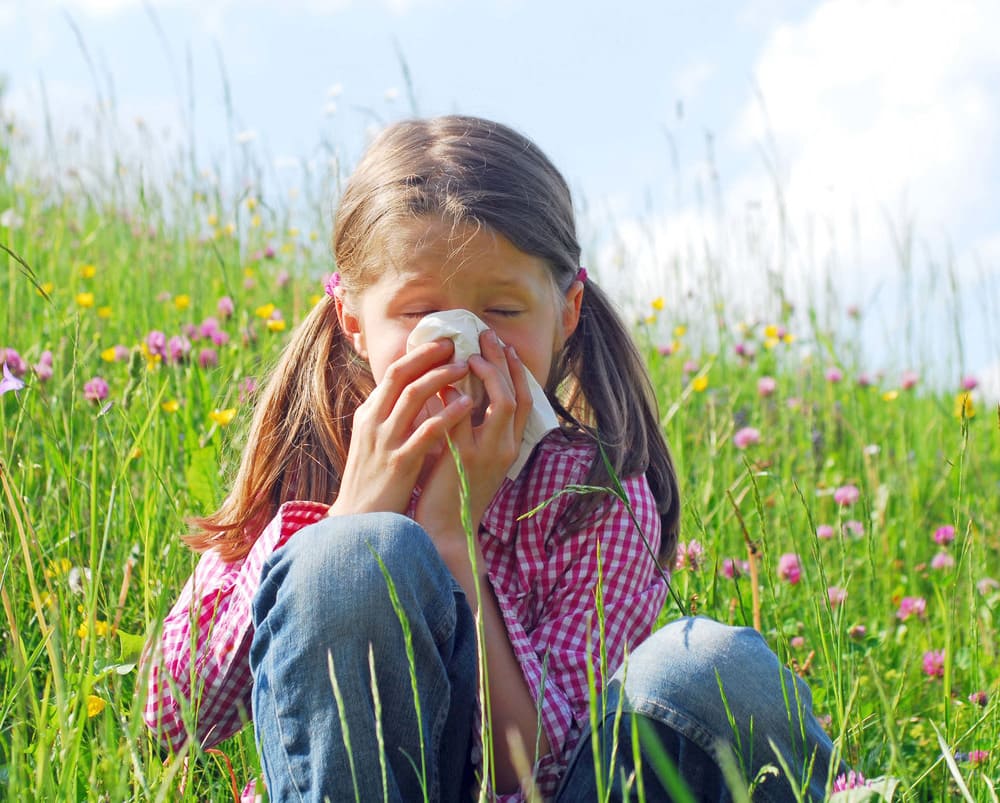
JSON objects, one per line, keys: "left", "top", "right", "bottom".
{"left": 259, "top": 617, "right": 307, "bottom": 803}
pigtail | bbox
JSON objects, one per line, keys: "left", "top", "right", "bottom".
{"left": 551, "top": 280, "right": 680, "bottom": 567}
{"left": 185, "top": 298, "right": 372, "bottom": 562}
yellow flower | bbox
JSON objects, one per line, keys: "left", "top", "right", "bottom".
{"left": 210, "top": 408, "right": 237, "bottom": 427}
{"left": 77, "top": 619, "right": 110, "bottom": 639}
{"left": 207, "top": 213, "right": 219, "bottom": 227}
{"left": 643, "top": 314, "right": 656, "bottom": 325}
{"left": 174, "top": 294, "right": 191, "bottom": 311}
{"left": 255, "top": 303, "right": 276, "bottom": 319}
{"left": 251, "top": 213, "right": 262, "bottom": 228}
{"left": 129, "top": 447, "right": 143, "bottom": 460}
{"left": 673, "top": 325, "right": 687, "bottom": 338}
{"left": 38, "top": 281, "right": 55, "bottom": 297}
{"left": 86, "top": 695, "right": 106, "bottom": 718}
{"left": 692, "top": 375, "right": 709, "bottom": 392}
{"left": 882, "top": 390, "right": 899, "bottom": 402}
{"left": 288, "top": 227, "right": 300, "bottom": 238}
{"left": 764, "top": 337, "right": 779, "bottom": 350}
{"left": 100, "top": 347, "right": 117, "bottom": 362}
{"left": 45, "top": 558, "right": 72, "bottom": 579}
{"left": 280, "top": 242, "right": 295, "bottom": 255}
{"left": 75, "top": 292, "right": 95, "bottom": 308}
{"left": 651, "top": 297, "right": 665, "bottom": 311}
{"left": 782, "top": 333, "right": 795, "bottom": 344}
{"left": 954, "top": 392, "right": 975, "bottom": 420}
{"left": 161, "top": 399, "right": 180, "bottom": 413}
{"left": 309, "top": 230, "right": 319, "bottom": 242}
{"left": 140, "top": 343, "right": 162, "bottom": 368}
{"left": 224, "top": 222, "right": 236, "bottom": 237}
{"left": 266, "top": 318, "right": 287, "bottom": 332}
{"left": 764, "top": 324, "right": 779, "bottom": 339}
{"left": 79, "top": 263, "right": 97, "bottom": 279}
{"left": 246, "top": 196, "right": 258, "bottom": 211}
{"left": 97, "top": 306, "right": 112, "bottom": 319}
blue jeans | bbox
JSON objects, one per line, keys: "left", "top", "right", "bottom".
{"left": 251, "top": 514, "right": 841, "bottom": 802}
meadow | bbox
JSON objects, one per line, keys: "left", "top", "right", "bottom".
{"left": 1, "top": 88, "right": 999, "bottom": 801}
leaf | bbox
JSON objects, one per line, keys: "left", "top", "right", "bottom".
{"left": 117, "top": 628, "right": 147, "bottom": 664}
{"left": 185, "top": 444, "right": 219, "bottom": 513}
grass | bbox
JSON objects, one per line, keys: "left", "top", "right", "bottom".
{"left": 1, "top": 81, "right": 999, "bottom": 801}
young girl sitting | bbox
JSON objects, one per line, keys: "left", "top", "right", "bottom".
{"left": 142, "top": 115, "right": 842, "bottom": 802}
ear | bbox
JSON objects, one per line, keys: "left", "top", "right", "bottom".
{"left": 560, "top": 279, "right": 584, "bottom": 344}
{"left": 334, "top": 291, "right": 368, "bottom": 359}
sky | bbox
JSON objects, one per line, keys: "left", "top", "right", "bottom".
{"left": 2, "top": 0, "right": 999, "bottom": 394}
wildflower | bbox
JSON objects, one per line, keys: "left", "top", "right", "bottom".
{"left": 777, "top": 553, "right": 802, "bottom": 585}
{"left": 930, "top": 552, "right": 954, "bottom": 570}
{"left": 75, "top": 292, "right": 95, "bottom": 308}
{"left": 657, "top": 343, "right": 675, "bottom": 357}
{"left": 842, "top": 520, "right": 864, "bottom": 537}
{"left": 198, "top": 348, "right": 218, "bottom": 369}
{"left": 1, "top": 362, "right": 26, "bottom": 396}
{"left": 650, "top": 297, "right": 664, "bottom": 311}
{"left": 721, "top": 558, "right": 748, "bottom": 579}
{"left": 3, "top": 348, "right": 26, "bottom": 375}
{"left": 674, "top": 540, "right": 704, "bottom": 572}
{"left": 882, "top": 389, "right": 899, "bottom": 402}
{"left": 848, "top": 624, "right": 867, "bottom": 640}
{"left": 825, "top": 367, "right": 843, "bottom": 383}
{"left": 691, "top": 375, "right": 709, "bottom": 392}
{"left": 210, "top": 408, "right": 237, "bottom": 427}
{"left": 967, "top": 750, "right": 988, "bottom": 765}
{"left": 896, "top": 596, "right": 926, "bottom": 621}
{"left": 827, "top": 586, "right": 847, "bottom": 607}
{"left": 83, "top": 377, "right": 109, "bottom": 402}
{"left": 900, "top": 370, "right": 919, "bottom": 390}
{"left": 67, "top": 566, "right": 91, "bottom": 595}
{"left": 933, "top": 525, "right": 955, "bottom": 545}
{"left": 673, "top": 325, "right": 686, "bottom": 338}
{"left": 218, "top": 296, "right": 235, "bottom": 318}
{"left": 969, "top": 690, "right": 988, "bottom": 706}
{"left": 846, "top": 304, "right": 861, "bottom": 319}
{"left": 210, "top": 328, "right": 230, "bottom": 347}
{"left": 856, "top": 372, "right": 873, "bottom": 387}
{"left": 954, "top": 392, "right": 975, "bottom": 419}
{"left": 833, "top": 484, "right": 860, "bottom": 506}
{"left": 790, "top": 636, "right": 805, "bottom": 649}
{"left": 173, "top": 294, "right": 191, "bottom": 311}
{"left": 239, "top": 378, "right": 257, "bottom": 402}
{"left": 733, "top": 427, "right": 761, "bottom": 449}
{"left": 86, "top": 695, "right": 107, "bottom": 718}
{"left": 682, "top": 360, "right": 699, "bottom": 374}
{"left": 101, "top": 347, "right": 119, "bottom": 363}
{"left": 266, "top": 318, "right": 287, "bottom": 333}
{"left": 161, "top": 399, "right": 180, "bottom": 413}
{"left": 816, "top": 524, "right": 835, "bottom": 540}
{"left": 77, "top": 619, "right": 110, "bottom": 639}
{"left": 764, "top": 324, "right": 779, "bottom": 339}
{"left": 976, "top": 577, "right": 999, "bottom": 596}
{"left": 735, "top": 341, "right": 756, "bottom": 359}
{"left": 0, "top": 207, "right": 25, "bottom": 229}
{"left": 146, "top": 330, "right": 167, "bottom": 358}
{"left": 255, "top": 303, "right": 276, "bottom": 320}
{"left": 922, "top": 649, "right": 945, "bottom": 678}
{"left": 97, "top": 306, "right": 112, "bottom": 319}
{"left": 264, "top": 245, "right": 276, "bottom": 259}
{"left": 166, "top": 335, "right": 191, "bottom": 364}
{"left": 757, "top": 376, "right": 777, "bottom": 397}
{"left": 33, "top": 350, "right": 53, "bottom": 382}
{"left": 863, "top": 444, "right": 880, "bottom": 456}
{"left": 79, "top": 263, "right": 97, "bottom": 279}
{"left": 833, "top": 771, "right": 869, "bottom": 792}
{"left": 156, "top": 291, "right": 172, "bottom": 303}
{"left": 961, "top": 375, "right": 978, "bottom": 391}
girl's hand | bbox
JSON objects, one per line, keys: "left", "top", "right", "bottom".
{"left": 414, "top": 330, "right": 533, "bottom": 560}
{"left": 328, "top": 340, "right": 476, "bottom": 517}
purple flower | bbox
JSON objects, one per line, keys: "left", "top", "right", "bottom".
{"left": 733, "top": 426, "right": 761, "bottom": 449}
{"left": 83, "top": 376, "right": 109, "bottom": 403}
{"left": 674, "top": 540, "right": 704, "bottom": 572}
{"left": 833, "top": 484, "right": 860, "bottom": 506}
{"left": 856, "top": 372, "right": 873, "bottom": 387}
{"left": 238, "top": 377, "right": 258, "bottom": 403}
{"left": 900, "top": 370, "right": 920, "bottom": 390}
{"left": 816, "top": 524, "right": 835, "bottom": 540}
{"left": 3, "top": 348, "right": 26, "bottom": 376}
{"left": 199, "top": 317, "right": 221, "bottom": 338}
{"left": 969, "top": 690, "right": 988, "bottom": 706}
{"left": 961, "top": 375, "right": 978, "bottom": 391}
{"left": 930, "top": 552, "right": 954, "bottom": 570}
{"left": 682, "top": 360, "right": 700, "bottom": 374}
{"left": 778, "top": 553, "right": 802, "bottom": 585}
{"left": 1, "top": 362, "right": 26, "bottom": 396}
{"left": 276, "top": 269, "right": 290, "bottom": 288}
{"left": 198, "top": 348, "right": 218, "bottom": 369}
{"left": 828, "top": 586, "right": 847, "bottom": 607}
{"left": 146, "top": 330, "right": 167, "bottom": 357}
{"left": 114, "top": 345, "right": 130, "bottom": 362}
{"left": 166, "top": 335, "right": 191, "bottom": 364}
{"left": 33, "top": 350, "right": 54, "bottom": 382}
{"left": 721, "top": 558, "right": 749, "bottom": 579}
{"left": 897, "top": 596, "right": 926, "bottom": 621}
{"left": 933, "top": 525, "right": 955, "bottom": 545}
{"left": 825, "top": 366, "right": 843, "bottom": 383}
{"left": 848, "top": 624, "right": 867, "bottom": 640}
{"left": 833, "top": 771, "right": 869, "bottom": 792}
{"left": 968, "top": 749, "right": 988, "bottom": 765}
{"left": 217, "top": 296, "right": 235, "bottom": 319}
{"left": 757, "top": 376, "right": 777, "bottom": 397}
{"left": 264, "top": 245, "right": 276, "bottom": 259}
{"left": 922, "top": 649, "right": 945, "bottom": 678}
{"left": 843, "top": 519, "right": 865, "bottom": 537}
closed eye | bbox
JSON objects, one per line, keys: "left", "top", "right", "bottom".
{"left": 485, "top": 309, "right": 523, "bottom": 318}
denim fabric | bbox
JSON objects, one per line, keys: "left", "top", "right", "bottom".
{"left": 250, "top": 513, "right": 478, "bottom": 803}
{"left": 556, "top": 616, "right": 842, "bottom": 802}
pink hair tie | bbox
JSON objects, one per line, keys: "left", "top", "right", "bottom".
{"left": 323, "top": 272, "right": 341, "bottom": 298}
{"left": 577, "top": 267, "right": 588, "bottom": 283}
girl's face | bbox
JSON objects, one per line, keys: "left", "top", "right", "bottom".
{"left": 336, "top": 216, "right": 583, "bottom": 389}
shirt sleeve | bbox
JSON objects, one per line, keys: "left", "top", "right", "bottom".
{"left": 141, "top": 502, "right": 329, "bottom": 752}
{"left": 491, "top": 473, "right": 667, "bottom": 800}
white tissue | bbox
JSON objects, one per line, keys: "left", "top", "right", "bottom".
{"left": 405, "top": 309, "right": 559, "bottom": 479}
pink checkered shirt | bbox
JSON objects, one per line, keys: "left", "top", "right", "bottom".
{"left": 142, "top": 431, "right": 668, "bottom": 801}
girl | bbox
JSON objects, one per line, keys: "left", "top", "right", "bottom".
{"left": 143, "top": 116, "right": 841, "bottom": 802}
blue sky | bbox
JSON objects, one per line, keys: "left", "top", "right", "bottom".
{"left": 3, "top": 0, "right": 999, "bottom": 390}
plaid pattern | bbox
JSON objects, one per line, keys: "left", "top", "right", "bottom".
{"left": 142, "top": 432, "right": 667, "bottom": 801}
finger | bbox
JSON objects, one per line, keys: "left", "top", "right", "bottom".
{"left": 505, "top": 345, "right": 533, "bottom": 439}
{"left": 402, "top": 388, "right": 474, "bottom": 459}
{"left": 367, "top": 339, "right": 457, "bottom": 417}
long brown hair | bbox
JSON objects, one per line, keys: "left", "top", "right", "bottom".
{"left": 187, "top": 116, "right": 679, "bottom": 565}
